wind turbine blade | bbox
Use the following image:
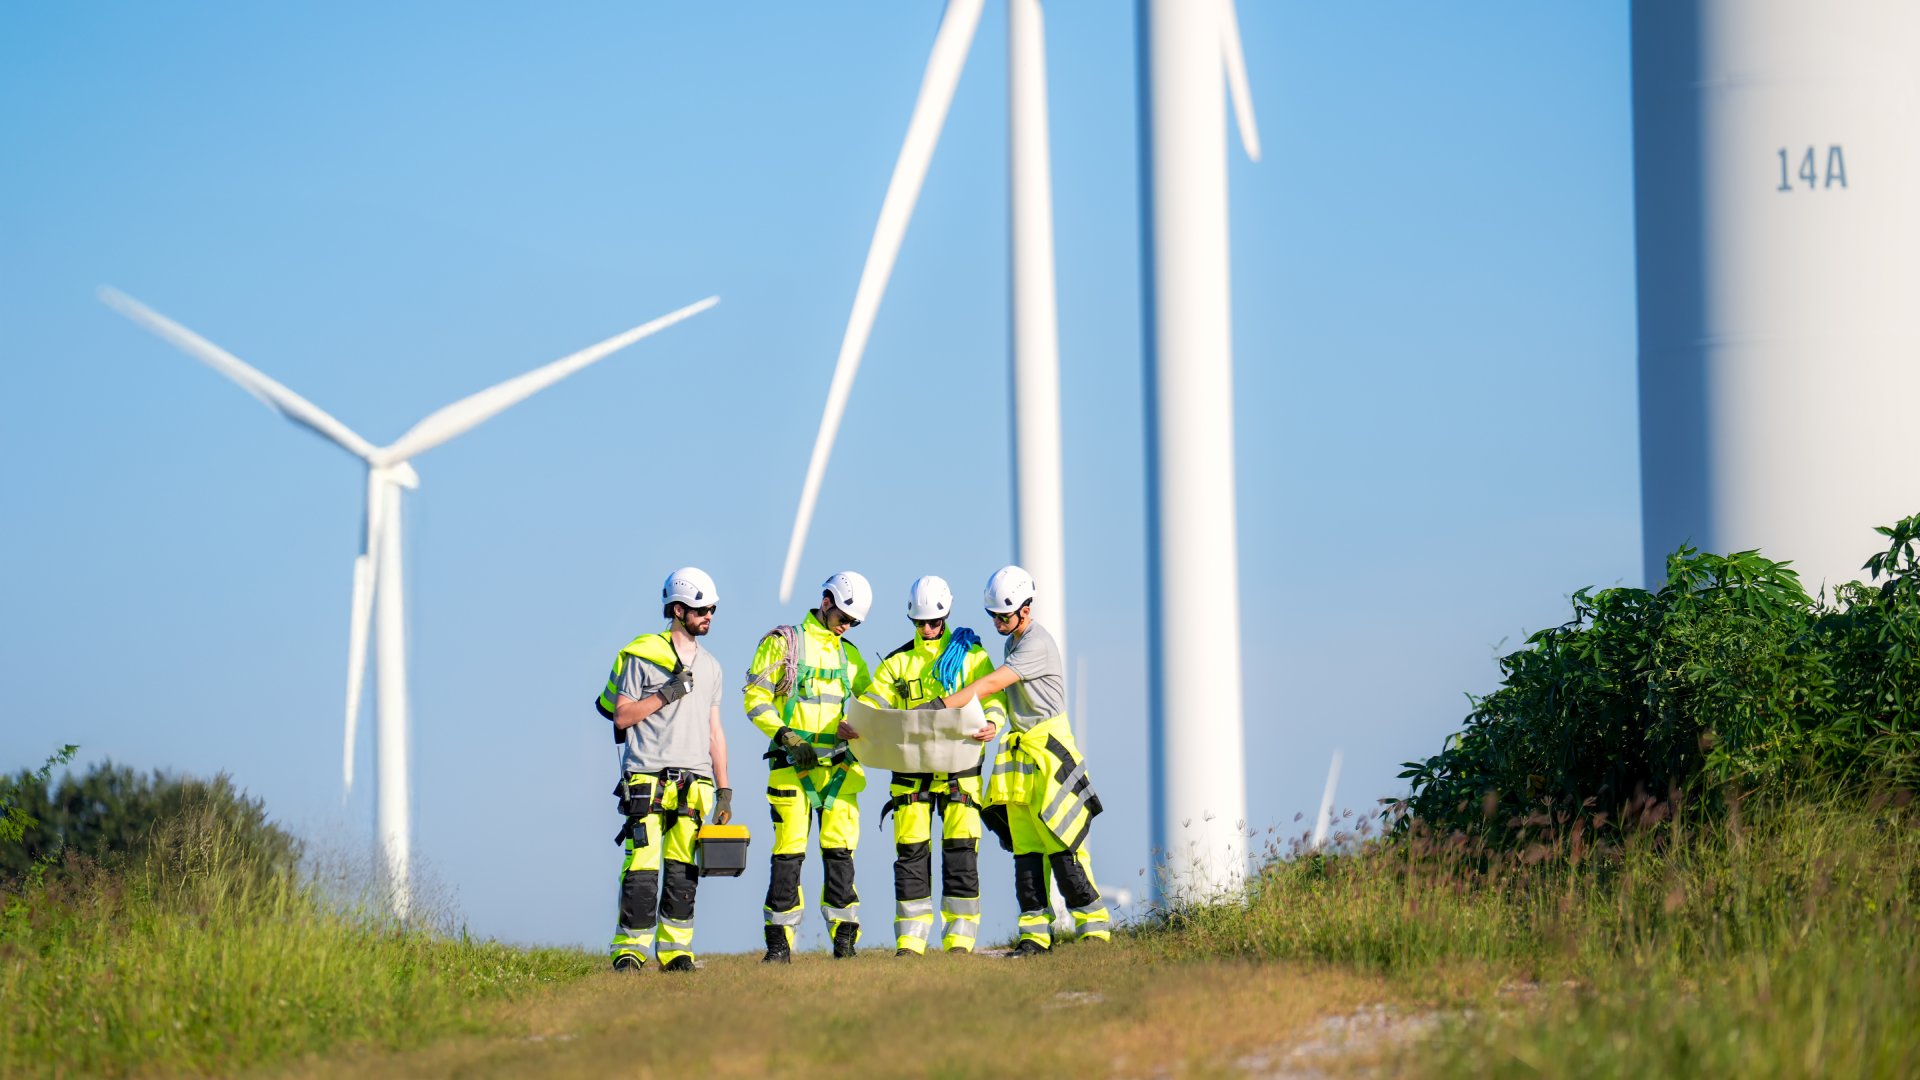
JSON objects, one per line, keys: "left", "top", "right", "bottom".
{"left": 776, "top": 0, "right": 986, "bottom": 603}
{"left": 1312, "top": 750, "right": 1343, "bottom": 850}
{"left": 1219, "top": 0, "right": 1262, "bottom": 162}
{"left": 377, "top": 296, "right": 719, "bottom": 465}
{"left": 99, "top": 287, "right": 382, "bottom": 462}
{"left": 342, "top": 473, "right": 386, "bottom": 800}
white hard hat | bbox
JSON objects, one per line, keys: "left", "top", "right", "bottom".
{"left": 662, "top": 566, "right": 719, "bottom": 609}
{"left": 906, "top": 575, "right": 953, "bottom": 621}
{"left": 821, "top": 570, "right": 873, "bottom": 623}
{"left": 983, "top": 565, "right": 1037, "bottom": 614}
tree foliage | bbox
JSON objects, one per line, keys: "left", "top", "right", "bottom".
{"left": 0, "top": 758, "right": 300, "bottom": 882}
{"left": 1399, "top": 514, "right": 1920, "bottom": 839}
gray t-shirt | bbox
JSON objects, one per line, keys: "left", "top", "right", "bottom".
{"left": 1003, "top": 623, "right": 1066, "bottom": 732}
{"left": 617, "top": 643, "right": 723, "bottom": 778}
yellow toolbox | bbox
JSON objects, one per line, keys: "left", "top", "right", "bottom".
{"left": 696, "top": 824, "right": 750, "bottom": 877}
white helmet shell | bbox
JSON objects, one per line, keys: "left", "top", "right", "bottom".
{"left": 906, "top": 575, "right": 954, "bottom": 621}
{"left": 821, "top": 570, "right": 874, "bottom": 623}
{"left": 662, "top": 566, "right": 719, "bottom": 609}
{"left": 983, "top": 565, "right": 1037, "bottom": 614}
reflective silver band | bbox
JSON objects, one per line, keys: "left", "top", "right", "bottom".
{"left": 1042, "top": 761, "right": 1088, "bottom": 822}
{"left": 765, "top": 907, "right": 804, "bottom": 927}
{"left": 941, "top": 896, "right": 982, "bottom": 917}
{"left": 896, "top": 898, "right": 935, "bottom": 919}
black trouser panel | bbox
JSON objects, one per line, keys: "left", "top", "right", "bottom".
{"left": 943, "top": 838, "right": 979, "bottom": 898}
{"left": 894, "top": 841, "right": 931, "bottom": 900}
{"left": 620, "top": 867, "right": 660, "bottom": 929}
{"left": 1049, "top": 849, "right": 1099, "bottom": 908}
{"left": 1014, "top": 852, "right": 1048, "bottom": 912}
{"left": 821, "top": 846, "right": 858, "bottom": 915}
{"left": 660, "top": 859, "right": 699, "bottom": 921}
{"left": 766, "top": 852, "right": 804, "bottom": 911}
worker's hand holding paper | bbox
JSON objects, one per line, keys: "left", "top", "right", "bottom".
{"left": 844, "top": 698, "right": 991, "bottom": 774}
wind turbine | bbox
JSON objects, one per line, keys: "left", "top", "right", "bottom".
{"left": 774, "top": 0, "right": 1085, "bottom": 661}
{"left": 100, "top": 287, "right": 718, "bottom": 916}
{"left": 1139, "top": 0, "right": 1260, "bottom": 900}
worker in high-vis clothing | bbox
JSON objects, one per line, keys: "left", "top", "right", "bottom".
{"left": 595, "top": 567, "right": 732, "bottom": 973}
{"left": 940, "top": 565, "right": 1110, "bottom": 956}
{"left": 856, "top": 575, "right": 1007, "bottom": 955}
{"left": 743, "top": 570, "right": 874, "bottom": 962}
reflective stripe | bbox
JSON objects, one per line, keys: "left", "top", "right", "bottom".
{"left": 1018, "top": 908, "right": 1053, "bottom": 925}
{"left": 942, "top": 896, "right": 982, "bottom": 917}
{"left": 998, "top": 760, "right": 1039, "bottom": 775}
{"left": 1075, "top": 919, "right": 1111, "bottom": 936}
{"left": 1042, "top": 761, "right": 1088, "bottom": 822}
{"left": 857, "top": 693, "right": 890, "bottom": 710}
{"left": 823, "top": 904, "right": 860, "bottom": 924}
{"left": 745, "top": 671, "right": 775, "bottom": 690}
{"left": 1069, "top": 900, "right": 1106, "bottom": 917}
{"left": 659, "top": 915, "right": 695, "bottom": 932}
{"left": 896, "top": 898, "right": 935, "bottom": 919}
{"left": 766, "top": 906, "right": 804, "bottom": 927}
{"left": 815, "top": 688, "right": 847, "bottom": 704}
{"left": 896, "top": 919, "right": 933, "bottom": 942}
{"left": 747, "top": 702, "right": 777, "bottom": 722}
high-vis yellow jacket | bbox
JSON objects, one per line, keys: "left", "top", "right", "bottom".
{"left": 986, "top": 714, "right": 1103, "bottom": 851}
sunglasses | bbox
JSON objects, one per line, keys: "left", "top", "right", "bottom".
{"left": 684, "top": 605, "right": 717, "bottom": 617}
{"left": 913, "top": 617, "right": 947, "bottom": 628}
{"left": 990, "top": 610, "right": 1020, "bottom": 624}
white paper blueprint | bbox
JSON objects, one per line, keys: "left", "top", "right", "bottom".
{"left": 844, "top": 698, "right": 990, "bottom": 775}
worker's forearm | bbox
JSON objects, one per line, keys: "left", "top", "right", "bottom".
{"left": 613, "top": 693, "right": 667, "bottom": 731}
{"left": 710, "top": 742, "right": 730, "bottom": 790}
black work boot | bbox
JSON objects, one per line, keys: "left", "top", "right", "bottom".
{"left": 832, "top": 922, "right": 858, "bottom": 959}
{"left": 761, "top": 925, "right": 792, "bottom": 965}
{"left": 611, "top": 953, "right": 645, "bottom": 974}
{"left": 663, "top": 955, "right": 695, "bottom": 973}
{"left": 1007, "top": 939, "right": 1049, "bottom": 959}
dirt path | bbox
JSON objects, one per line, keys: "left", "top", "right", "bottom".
{"left": 268, "top": 943, "right": 1419, "bottom": 1079}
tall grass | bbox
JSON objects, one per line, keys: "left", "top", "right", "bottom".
{"left": 0, "top": 789, "right": 595, "bottom": 1077}
{"left": 1137, "top": 790, "right": 1920, "bottom": 1075}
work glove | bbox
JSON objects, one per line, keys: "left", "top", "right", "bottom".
{"left": 914, "top": 698, "right": 944, "bottom": 711}
{"left": 713, "top": 787, "right": 733, "bottom": 825}
{"left": 777, "top": 727, "right": 819, "bottom": 771}
{"left": 656, "top": 667, "right": 694, "bottom": 705}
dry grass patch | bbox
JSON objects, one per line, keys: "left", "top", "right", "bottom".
{"left": 272, "top": 940, "right": 1398, "bottom": 1080}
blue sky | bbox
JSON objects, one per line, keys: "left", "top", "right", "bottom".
{"left": 0, "top": 3, "right": 1638, "bottom": 954}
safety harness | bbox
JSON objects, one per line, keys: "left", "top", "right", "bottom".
{"left": 878, "top": 761, "right": 985, "bottom": 825}
{"left": 753, "top": 623, "right": 859, "bottom": 811}
{"left": 612, "top": 767, "right": 709, "bottom": 847}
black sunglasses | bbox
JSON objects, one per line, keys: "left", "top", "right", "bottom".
{"left": 990, "top": 610, "right": 1020, "bottom": 624}
{"left": 684, "top": 604, "right": 717, "bottom": 617}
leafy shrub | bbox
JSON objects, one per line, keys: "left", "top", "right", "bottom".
{"left": 0, "top": 759, "right": 300, "bottom": 885}
{"left": 1399, "top": 515, "right": 1920, "bottom": 840}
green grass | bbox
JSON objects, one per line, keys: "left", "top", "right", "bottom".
{"left": 0, "top": 799, "right": 596, "bottom": 1077}
{"left": 1137, "top": 793, "right": 1920, "bottom": 1076}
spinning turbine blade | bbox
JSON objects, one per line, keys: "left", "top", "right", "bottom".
{"left": 776, "top": 0, "right": 986, "bottom": 603}
{"left": 377, "top": 296, "right": 719, "bottom": 465}
{"left": 99, "top": 288, "right": 382, "bottom": 462}
{"left": 1219, "top": 0, "right": 1262, "bottom": 162}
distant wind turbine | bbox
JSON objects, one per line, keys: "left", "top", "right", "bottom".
{"left": 101, "top": 288, "right": 718, "bottom": 916}
{"left": 1312, "top": 750, "right": 1342, "bottom": 851}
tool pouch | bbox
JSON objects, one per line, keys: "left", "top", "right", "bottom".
{"left": 613, "top": 776, "right": 656, "bottom": 847}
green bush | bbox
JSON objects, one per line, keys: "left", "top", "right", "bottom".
{"left": 0, "top": 768, "right": 596, "bottom": 1077}
{"left": 1398, "top": 515, "right": 1920, "bottom": 840}
{"left": 0, "top": 759, "right": 300, "bottom": 883}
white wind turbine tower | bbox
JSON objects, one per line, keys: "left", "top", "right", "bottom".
{"left": 101, "top": 288, "right": 718, "bottom": 917}
{"left": 1139, "top": 0, "right": 1260, "bottom": 901}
